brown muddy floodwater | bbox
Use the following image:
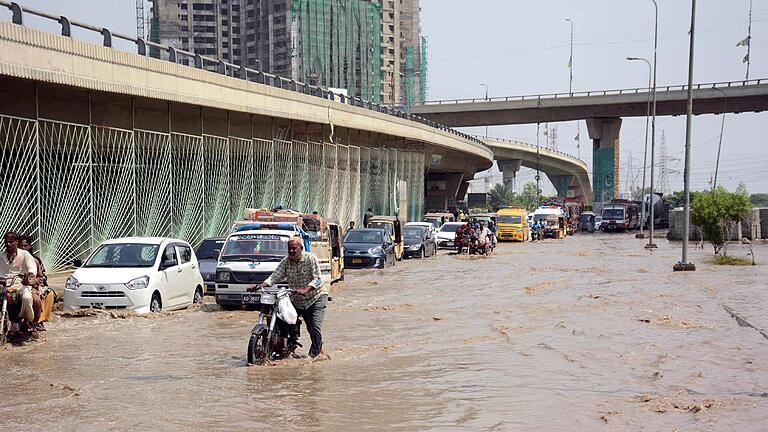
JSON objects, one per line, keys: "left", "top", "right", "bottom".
{"left": 2, "top": 233, "right": 768, "bottom": 431}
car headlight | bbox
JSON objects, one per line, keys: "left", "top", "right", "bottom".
{"left": 203, "top": 273, "right": 215, "bottom": 281}
{"left": 65, "top": 276, "right": 79, "bottom": 291}
{"left": 125, "top": 275, "right": 149, "bottom": 290}
{"left": 409, "top": 245, "right": 421, "bottom": 250}
{"left": 368, "top": 246, "right": 383, "bottom": 254}
{"left": 217, "top": 271, "right": 231, "bottom": 282}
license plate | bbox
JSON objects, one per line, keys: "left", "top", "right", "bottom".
{"left": 242, "top": 293, "right": 260, "bottom": 304}
{"left": 352, "top": 259, "right": 363, "bottom": 264}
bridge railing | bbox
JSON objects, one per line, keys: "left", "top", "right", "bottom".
{"left": 421, "top": 78, "right": 766, "bottom": 105}
{"left": 0, "top": 1, "right": 486, "bottom": 148}
{"left": 478, "top": 136, "right": 587, "bottom": 166}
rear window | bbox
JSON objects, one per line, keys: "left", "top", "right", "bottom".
{"left": 196, "top": 239, "right": 225, "bottom": 260}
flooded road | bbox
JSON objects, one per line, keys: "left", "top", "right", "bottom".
{"left": 2, "top": 233, "right": 768, "bottom": 431}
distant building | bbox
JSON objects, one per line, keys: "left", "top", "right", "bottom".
{"left": 467, "top": 193, "right": 490, "bottom": 208}
{"left": 150, "top": 0, "right": 425, "bottom": 104}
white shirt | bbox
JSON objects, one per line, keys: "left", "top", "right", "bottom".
{"left": 1, "top": 248, "right": 37, "bottom": 278}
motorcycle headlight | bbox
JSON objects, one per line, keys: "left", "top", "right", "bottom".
{"left": 125, "top": 275, "right": 149, "bottom": 290}
{"left": 369, "top": 246, "right": 383, "bottom": 254}
{"left": 217, "top": 271, "right": 231, "bottom": 282}
{"left": 65, "top": 276, "right": 79, "bottom": 291}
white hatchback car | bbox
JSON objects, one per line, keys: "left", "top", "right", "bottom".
{"left": 64, "top": 237, "right": 205, "bottom": 314}
{"left": 435, "top": 222, "right": 467, "bottom": 249}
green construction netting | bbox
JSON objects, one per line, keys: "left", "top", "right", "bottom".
{"left": 0, "top": 114, "right": 424, "bottom": 272}
{"left": 291, "top": 0, "right": 382, "bottom": 102}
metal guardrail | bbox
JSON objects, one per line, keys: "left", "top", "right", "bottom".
{"left": 422, "top": 78, "right": 767, "bottom": 106}
{"left": 0, "top": 1, "right": 486, "bottom": 148}
{"left": 477, "top": 135, "right": 586, "bottom": 166}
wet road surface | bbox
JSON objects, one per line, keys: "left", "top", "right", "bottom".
{"left": 2, "top": 233, "right": 768, "bottom": 431}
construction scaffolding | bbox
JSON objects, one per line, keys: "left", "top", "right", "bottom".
{"left": 419, "top": 36, "right": 428, "bottom": 103}
{"left": 290, "top": 0, "right": 382, "bottom": 102}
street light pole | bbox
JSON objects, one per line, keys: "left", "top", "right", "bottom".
{"left": 627, "top": 57, "right": 652, "bottom": 239}
{"left": 565, "top": 19, "right": 574, "bottom": 94}
{"left": 675, "top": 0, "right": 697, "bottom": 272}
{"left": 712, "top": 87, "right": 728, "bottom": 190}
{"left": 480, "top": 83, "right": 489, "bottom": 138}
{"left": 536, "top": 123, "right": 541, "bottom": 206}
{"left": 645, "top": 0, "right": 659, "bottom": 250}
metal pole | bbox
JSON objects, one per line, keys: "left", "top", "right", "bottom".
{"left": 675, "top": 0, "right": 697, "bottom": 272}
{"left": 746, "top": 0, "right": 752, "bottom": 80}
{"left": 646, "top": 0, "right": 659, "bottom": 249}
{"left": 480, "top": 83, "right": 489, "bottom": 138}
{"left": 536, "top": 123, "right": 541, "bottom": 206}
{"left": 565, "top": 19, "right": 574, "bottom": 94}
{"left": 712, "top": 87, "right": 728, "bottom": 190}
{"left": 627, "top": 57, "right": 652, "bottom": 239}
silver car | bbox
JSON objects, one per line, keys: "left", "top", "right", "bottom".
{"left": 195, "top": 237, "right": 225, "bottom": 295}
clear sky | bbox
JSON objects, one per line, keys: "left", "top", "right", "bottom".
{"left": 422, "top": 0, "right": 768, "bottom": 195}
{"left": 9, "top": 0, "right": 768, "bottom": 195}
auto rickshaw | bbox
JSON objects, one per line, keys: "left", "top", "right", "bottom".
{"left": 578, "top": 211, "right": 597, "bottom": 233}
{"left": 366, "top": 215, "right": 404, "bottom": 260}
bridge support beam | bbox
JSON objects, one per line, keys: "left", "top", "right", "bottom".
{"left": 549, "top": 174, "right": 577, "bottom": 199}
{"left": 425, "top": 172, "right": 465, "bottom": 212}
{"left": 497, "top": 159, "right": 522, "bottom": 191}
{"left": 586, "top": 117, "right": 622, "bottom": 206}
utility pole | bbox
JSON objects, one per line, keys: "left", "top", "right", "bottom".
{"left": 646, "top": 0, "right": 659, "bottom": 250}
{"left": 675, "top": 0, "right": 697, "bottom": 272}
{"left": 627, "top": 56, "right": 652, "bottom": 238}
{"left": 712, "top": 87, "right": 728, "bottom": 190}
{"left": 536, "top": 123, "right": 541, "bottom": 206}
{"left": 565, "top": 18, "right": 574, "bottom": 94}
{"left": 659, "top": 131, "right": 670, "bottom": 195}
{"left": 480, "top": 83, "right": 489, "bottom": 138}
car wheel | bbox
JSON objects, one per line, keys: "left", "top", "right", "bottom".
{"left": 150, "top": 292, "right": 162, "bottom": 313}
{"left": 193, "top": 287, "right": 203, "bottom": 305}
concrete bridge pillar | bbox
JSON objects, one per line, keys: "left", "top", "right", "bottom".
{"left": 497, "top": 159, "right": 522, "bottom": 191}
{"left": 549, "top": 174, "right": 576, "bottom": 199}
{"left": 586, "top": 117, "right": 622, "bottom": 206}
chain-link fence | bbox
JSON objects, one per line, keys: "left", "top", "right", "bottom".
{"left": 0, "top": 114, "right": 425, "bottom": 272}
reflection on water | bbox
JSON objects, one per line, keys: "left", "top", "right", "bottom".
{"left": 2, "top": 234, "right": 768, "bottom": 431}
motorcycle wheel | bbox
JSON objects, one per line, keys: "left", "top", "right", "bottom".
{"left": 0, "top": 310, "right": 8, "bottom": 346}
{"left": 247, "top": 331, "right": 270, "bottom": 365}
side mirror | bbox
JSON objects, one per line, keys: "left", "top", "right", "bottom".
{"left": 160, "top": 259, "right": 176, "bottom": 269}
{"left": 72, "top": 259, "right": 83, "bottom": 268}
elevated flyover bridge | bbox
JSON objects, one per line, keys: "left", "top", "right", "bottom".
{"left": 0, "top": 2, "right": 492, "bottom": 271}
{"left": 412, "top": 80, "right": 768, "bottom": 204}
{"left": 481, "top": 137, "right": 591, "bottom": 204}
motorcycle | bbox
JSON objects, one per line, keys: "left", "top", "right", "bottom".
{"left": 245, "top": 286, "right": 301, "bottom": 365}
{"left": 531, "top": 227, "right": 545, "bottom": 241}
{"left": 0, "top": 276, "right": 23, "bottom": 346}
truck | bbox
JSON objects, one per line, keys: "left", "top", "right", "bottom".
{"left": 496, "top": 207, "right": 529, "bottom": 242}
{"left": 642, "top": 193, "right": 671, "bottom": 229}
{"left": 601, "top": 200, "right": 640, "bottom": 231}
{"left": 532, "top": 206, "right": 567, "bottom": 239}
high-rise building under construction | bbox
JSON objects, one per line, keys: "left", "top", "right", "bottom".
{"left": 150, "top": 0, "right": 425, "bottom": 105}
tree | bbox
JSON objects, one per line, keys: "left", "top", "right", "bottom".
{"left": 749, "top": 193, "right": 768, "bottom": 207}
{"left": 690, "top": 186, "right": 752, "bottom": 255}
{"left": 515, "top": 182, "right": 540, "bottom": 211}
{"left": 488, "top": 183, "right": 514, "bottom": 210}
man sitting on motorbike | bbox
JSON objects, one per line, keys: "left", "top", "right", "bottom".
{"left": 18, "top": 235, "right": 47, "bottom": 330}
{"left": 476, "top": 221, "right": 492, "bottom": 249}
{"left": 251, "top": 238, "right": 327, "bottom": 359}
{"left": 1, "top": 231, "right": 38, "bottom": 332}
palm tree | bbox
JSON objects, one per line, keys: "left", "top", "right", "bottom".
{"left": 488, "top": 183, "right": 514, "bottom": 210}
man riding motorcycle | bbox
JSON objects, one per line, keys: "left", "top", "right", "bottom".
{"left": 1, "top": 231, "right": 38, "bottom": 332}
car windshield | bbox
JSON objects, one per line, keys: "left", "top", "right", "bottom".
{"left": 196, "top": 239, "right": 224, "bottom": 260}
{"left": 423, "top": 218, "right": 442, "bottom": 228}
{"left": 367, "top": 222, "right": 393, "bottom": 236}
{"left": 439, "top": 224, "right": 462, "bottom": 233}
{"left": 344, "top": 230, "right": 383, "bottom": 244}
{"left": 404, "top": 228, "right": 424, "bottom": 238}
{"left": 603, "top": 208, "right": 625, "bottom": 220}
{"left": 221, "top": 234, "right": 288, "bottom": 260}
{"left": 85, "top": 243, "right": 159, "bottom": 268}
{"left": 498, "top": 215, "right": 522, "bottom": 224}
